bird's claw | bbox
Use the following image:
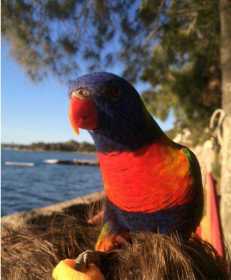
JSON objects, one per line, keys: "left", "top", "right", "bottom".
{"left": 75, "top": 250, "right": 101, "bottom": 271}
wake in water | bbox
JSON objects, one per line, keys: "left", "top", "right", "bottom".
{"left": 2, "top": 149, "right": 102, "bottom": 216}
{"left": 5, "top": 161, "right": 35, "bottom": 167}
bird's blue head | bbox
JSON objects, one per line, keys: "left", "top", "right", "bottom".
{"left": 69, "top": 72, "right": 163, "bottom": 152}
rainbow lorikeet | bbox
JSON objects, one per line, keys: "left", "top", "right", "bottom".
{"left": 68, "top": 72, "right": 203, "bottom": 253}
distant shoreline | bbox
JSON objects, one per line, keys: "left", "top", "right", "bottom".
{"left": 2, "top": 140, "right": 96, "bottom": 153}
{"left": 3, "top": 147, "right": 95, "bottom": 155}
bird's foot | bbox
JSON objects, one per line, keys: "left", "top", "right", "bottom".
{"left": 75, "top": 250, "right": 106, "bottom": 271}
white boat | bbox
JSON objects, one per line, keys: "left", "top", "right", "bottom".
{"left": 43, "top": 159, "right": 98, "bottom": 166}
{"left": 43, "top": 159, "right": 59, "bottom": 164}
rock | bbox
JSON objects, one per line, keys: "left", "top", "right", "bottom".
{"left": 1, "top": 192, "right": 104, "bottom": 231}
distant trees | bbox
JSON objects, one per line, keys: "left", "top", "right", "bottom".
{"left": 2, "top": 0, "right": 224, "bottom": 144}
{"left": 3, "top": 141, "right": 96, "bottom": 152}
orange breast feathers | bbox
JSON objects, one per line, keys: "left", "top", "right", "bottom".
{"left": 97, "top": 141, "right": 193, "bottom": 213}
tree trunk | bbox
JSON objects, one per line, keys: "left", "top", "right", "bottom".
{"left": 219, "top": 0, "right": 231, "bottom": 249}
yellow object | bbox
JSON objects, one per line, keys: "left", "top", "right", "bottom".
{"left": 52, "top": 259, "right": 105, "bottom": 280}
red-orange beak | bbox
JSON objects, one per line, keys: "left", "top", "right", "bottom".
{"left": 69, "top": 96, "right": 98, "bottom": 134}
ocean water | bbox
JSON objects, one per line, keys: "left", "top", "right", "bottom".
{"left": 1, "top": 149, "right": 103, "bottom": 216}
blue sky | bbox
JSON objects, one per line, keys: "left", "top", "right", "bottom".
{"left": 2, "top": 41, "right": 174, "bottom": 144}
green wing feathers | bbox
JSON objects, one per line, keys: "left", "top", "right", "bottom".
{"left": 183, "top": 147, "right": 204, "bottom": 228}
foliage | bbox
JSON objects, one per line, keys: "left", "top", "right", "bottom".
{"left": 2, "top": 0, "right": 145, "bottom": 81}
{"left": 2, "top": 0, "right": 222, "bottom": 143}
{"left": 141, "top": 0, "right": 221, "bottom": 143}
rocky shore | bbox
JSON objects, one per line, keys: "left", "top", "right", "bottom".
{"left": 2, "top": 192, "right": 104, "bottom": 280}
{"left": 1, "top": 192, "right": 104, "bottom": 231}
{"left": 2, "top": 191, "right": 229, "bottom": 280}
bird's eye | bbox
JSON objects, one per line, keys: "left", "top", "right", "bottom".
{"left": 72, "top": 89, "right": 90, "bottom": 99}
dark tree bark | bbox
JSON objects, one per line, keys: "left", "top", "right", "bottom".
{"left": 219, "top": 0, "right": 231, "bottom": 248}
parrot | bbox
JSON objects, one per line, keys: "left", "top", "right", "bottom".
{"left": 67, "top": 72, "right": 203, "bottom": 272}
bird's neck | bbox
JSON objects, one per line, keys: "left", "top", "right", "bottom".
{"left": 91, "top": 117, "right": 167, "bottom": 153}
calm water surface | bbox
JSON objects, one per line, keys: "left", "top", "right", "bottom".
{"left": 1, "top": 149, "right": 103, "bottom": 216}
